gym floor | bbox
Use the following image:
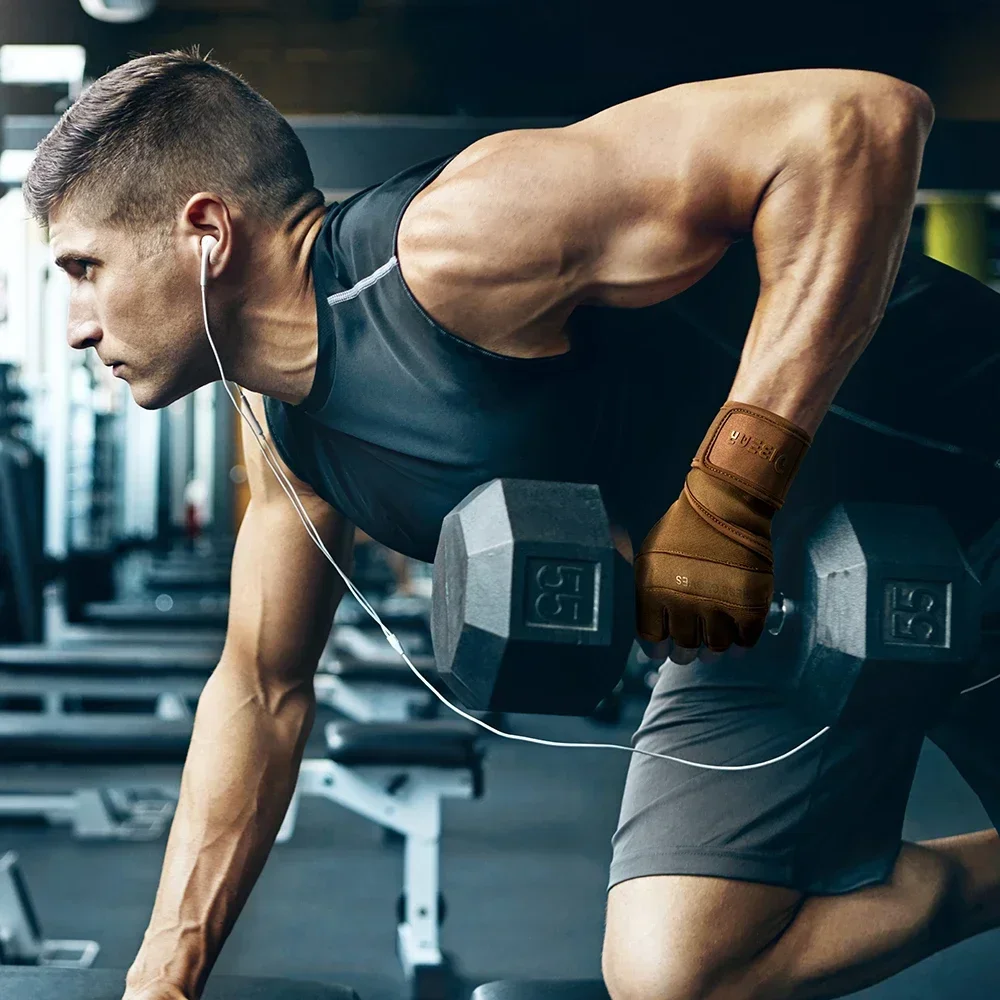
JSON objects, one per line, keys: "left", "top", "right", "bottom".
{"left": 1, "top": 695, "right": 997, "bottom": 1000}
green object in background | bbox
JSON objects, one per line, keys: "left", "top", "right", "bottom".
{"left": 923, "top": 194, "right": 990, "bottom": 284}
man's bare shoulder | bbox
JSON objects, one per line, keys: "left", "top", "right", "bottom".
{"left": 396, "top": 128, "right": 602, "bottom": 354}
{"left": 395, "top": 69, "right": 931, "bottom": 348}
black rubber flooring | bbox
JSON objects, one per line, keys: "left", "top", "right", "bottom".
{"left": 0, "top": 697, "right": 996, "bottom": 999}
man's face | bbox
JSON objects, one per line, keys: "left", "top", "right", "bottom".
{"left": 49, "top": 209, "right": 212, "bottom": 409}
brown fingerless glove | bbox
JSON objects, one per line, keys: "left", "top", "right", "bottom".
{"left": 635, "top": 401, "right": 812, "bottom": 651}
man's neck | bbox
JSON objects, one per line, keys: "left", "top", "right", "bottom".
{"left": 221, "top": 202, "right": 328, "bottom": 404}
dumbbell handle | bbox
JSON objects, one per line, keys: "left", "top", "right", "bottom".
{"left": 765, "top": 593, "right": 798, "bottom": 636}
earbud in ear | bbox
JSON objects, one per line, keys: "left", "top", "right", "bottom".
{"left": 201, "top": 235, "right": 219, "bottom": 264}
{"left": 199, "top": 236, "right": 219, "bottom": 289}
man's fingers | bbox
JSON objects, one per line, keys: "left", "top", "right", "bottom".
{"left": 669, "top": 644, "right": 701, "bottom": 665}
{"left": 703, "top": 609, "right": 738, "bottom": 653}
{"left": 666, "top": 608, "right": 701, "bottom": 650}
{"left": 636, "top": 591, "right": 668, "bottom": 643}
{"left": 635, "top": 595, "right": 741, "bottom": 665}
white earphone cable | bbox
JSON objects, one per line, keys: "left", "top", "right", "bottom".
{"left": 199, "top": 235, "right": 844, "bottom": 771}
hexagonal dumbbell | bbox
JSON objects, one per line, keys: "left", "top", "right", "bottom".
{"left": 431, "top": 479, "right": 634, "bottom": 716}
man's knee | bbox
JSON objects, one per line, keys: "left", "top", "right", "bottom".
{"left": 603, "top": 952, "right": 741, "bottom": 1000}
{"left": 602, "top": 875, "right": 801, "bottom": 1000}
{"left": 603, "top": 936, "right": 765, "bottom": 1000}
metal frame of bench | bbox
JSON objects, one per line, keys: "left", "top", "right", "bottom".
{"left": 278, "top": 721, "right": 484, "bottom": 999}
{"left": 0, "top": 852, "right": 98, "bottom": 968}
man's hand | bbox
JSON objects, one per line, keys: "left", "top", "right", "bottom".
{"left": 635, "top": 468, "right": 776, "bottom": 653}
{"left": 636, "top": 401, "right": 812, "bottom": 655}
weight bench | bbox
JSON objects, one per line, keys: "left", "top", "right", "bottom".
{"left": 43, "top": 585, "right": 225, "bottom": 651}
{"left": 0, "top": 644, "right": 219, "bottom": 675}
{"left": 0, "top": 650, "right": 207, "bottom": 841}
{"left": 80, "top": 593, "right": 229, "bottom": 630}
{"left": 145, "top": 561, "right": 232, "bottom": 592}
{"left": 314, "top": 656, "right": 438, "bottom": 723}
{"left": 0, "top": 720, "right": 187, "bottom": 840}
{"left": 0, "top": 851, "right": 99, "bottom": 967}
{"left": 315, "top": 623, "right": 438, "bottom": 723}
{"left": 277, "top": 720, "right": 485, "bottom": 1000}
{"left": 335, "top": 593, "right": 432, "bottom": 634}
{"left": 0, "top": 967, "right": 358, "bottom": 999}
{"left": 0, "top": 786, "right": 176, "bottom": 841}
{"left": 472, "top": 983, "right": 609, "bottom": 1000}
{"left": 0, "top": 670, "right": 203, "bottom": 725}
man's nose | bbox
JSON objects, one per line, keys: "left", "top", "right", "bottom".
{"left": 67, "top": 318, "right": 101, "bottom": 352}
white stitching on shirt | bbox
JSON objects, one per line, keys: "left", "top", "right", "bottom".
{"left": 327, "top": 256, "right": 399, "bottom": 305}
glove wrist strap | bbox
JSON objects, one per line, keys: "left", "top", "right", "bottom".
{"left": 692, "top": 401, "right": 812, "bottom": 510}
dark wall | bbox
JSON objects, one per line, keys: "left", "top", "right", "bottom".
{"left": 2, "top": 0, "right": 999, "bottom": 118}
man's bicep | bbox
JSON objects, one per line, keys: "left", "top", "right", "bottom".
{"left": 240, "top": 392, "right": 314, "bottom": 505}
{"left": 223, "top": 393, "right": 353, "bottom": 679}
{"left": 224, "top": 493, "right": 352, "bottom": 680}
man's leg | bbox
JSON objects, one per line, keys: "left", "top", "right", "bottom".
{"left": 604, "top": 830, "right": 1000, "bottom": 1000}
{"left": 604, "top": 437, "right": 1000, "bottom": 1000}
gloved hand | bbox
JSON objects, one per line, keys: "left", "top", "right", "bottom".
{"left": 635, "top": 401, "right": 812, "bottom": 653}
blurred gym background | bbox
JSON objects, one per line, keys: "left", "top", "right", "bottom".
{"left": 1, "top": 3, "right": 1000, "bottom": 999}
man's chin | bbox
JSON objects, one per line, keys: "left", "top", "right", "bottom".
{"left": 128, "top": 378, "right": 181, "bottom": 411}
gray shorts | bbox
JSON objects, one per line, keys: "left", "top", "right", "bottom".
{"left": 609, "top": 653, "right": 1000, "bottom": 894}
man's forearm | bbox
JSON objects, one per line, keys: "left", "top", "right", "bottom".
{"left": 729, "top": 82, "right": 933, "bottom": 435}
{"left": 126, "top": 661, "right": 315, "bottom": 1000}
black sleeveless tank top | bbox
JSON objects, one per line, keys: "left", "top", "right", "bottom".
{"left": 263, "top": 156, "right": 723, "bottom": 561}
{"left": 265, "top": 156, "right": 996, "bottom": 562}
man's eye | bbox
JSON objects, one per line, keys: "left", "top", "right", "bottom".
{"left": 64, "top": 260, "right": 95, "bottom": 280}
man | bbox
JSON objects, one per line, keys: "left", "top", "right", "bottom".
{"left": 24, "top": 48, "right": 1000, "bottom": 1000}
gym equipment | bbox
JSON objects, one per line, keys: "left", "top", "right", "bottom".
{"left": 336, "top": 593, "right": 432, "bottom": 648}
{"left": 472, "top": 984, "right": 609, "bottom": 1000}
{"left": 0, "top": 662, "right": 193, "bottom": 839}
{"left": 79, "top": 592, "right": 230, "bottom": 630}
{"left": 0, "top": 634, "right": 434, "bottom": 757}
{"left": 278, "top": 720, "right": 484, "bottom": 1000}
{"left": 0, "top": 644, "right": 219, "bottom": 675}
{"left": 43, "top": 584, "right": 225, "bottom": 651}
{"left": 314, "top": 656, "right": 437, "bottom": 723}
{"left": 0, "top": 852, "right": 99, "bottom": 968}
{"left": 434, "top": 481, "right": 988, "bottom": 723}
{"left": 145, "top": 547, "right": 233, "bottom": 592}
{"left": 762, "top": 503, "right": 983, "bottom": 726}
{"left": 0, "top": 966, "right": 358, "bottom": 999}
{"left": 432, "top": 479, "right": 633, "bottom": 716}
{"left": 349, "top": 542, "right": 401, "bottom": 598}
{"left": 0, "top": 786, "right": 176, "bottom": 840}
{"left": 331, "top": 622, "right": 431, "bottom": 663}
{"left": 0, "top": 638, "right": 446, "bottom": 838}
{"left": 472, "top": 985, "right": 608, "bottom": 1000}
{"left": 0, "top": 649, "right": 210, "bottom": 760}
{"left": 0, "top": 429, "right": 46, "bottom": 644}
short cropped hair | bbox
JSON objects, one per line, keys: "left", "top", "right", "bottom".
{"left": 23, "top": 47, "right": 323, "bottom": 237}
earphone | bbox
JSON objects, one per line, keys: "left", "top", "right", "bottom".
{"left": 196, "top": 234, "right": 999, "bottom": 772}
